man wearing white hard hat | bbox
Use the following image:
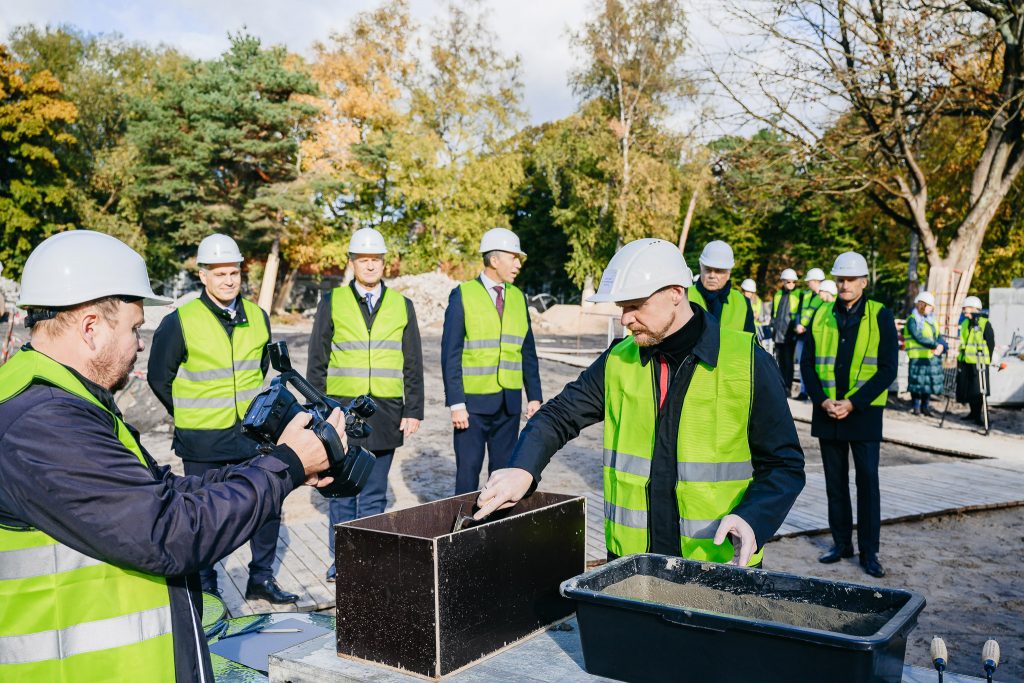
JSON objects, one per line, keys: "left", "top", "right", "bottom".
{"left": 793, "top": 268, "right": 826, "bottom": 400}
{"left": 306, "top": 227, "right": 424, "bottom": 581}
{"left": 149, "top": 233, "right": 296, "bottom": 604}
{"left": 771, "top": 268, "right": 803, "bottom": 396}
{"left": 955, "top": 295, "right": 994, "bottom": 425}
{"left": 0, "top": 231, "right": 338, "bottom": 681}
{"left": 905, "top": 291, "right": 945, "bottom": 417}
{"left": 688, "top": 240, "right": 755, "bottom": 333}
{"left": 474, "top": 238, "right": 804, "bottom": 568}
{"left": 799, "top": 251, "right": 897, "bottom": 578}
{"left": 819, "top": 279, "right": 838, "bottom": 302}
{"left": 442, "top": 227, "right": 542, "bottom": 494}
{"left": 740, "top": 278, "right": 769, "bottom": 342}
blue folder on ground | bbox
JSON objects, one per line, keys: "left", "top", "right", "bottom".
{"left": 208, "top": 617, "right": 332, "bottom": 673}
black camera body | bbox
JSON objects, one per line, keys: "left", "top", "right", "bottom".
{"left": 242, "top": 342, "right": 377, "bottom": 498}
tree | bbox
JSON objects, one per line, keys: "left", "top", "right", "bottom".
{"left": 0, "top": 44, "right": 77, "bottom": 278}
{"left": 716, "top": 0, "right": 1024, "bottom": 330}
{"left": 571, "top": 0, "right": 692, "bottom": 243}
{"left": 129, "top": 34, "right": 319, "bottom": 289}
{"left": 9, "top": 25, "right": 184, "bottom": 258}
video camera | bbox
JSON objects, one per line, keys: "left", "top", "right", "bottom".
{"left": 242, "top": 341, "right": 377, "bottom": 498}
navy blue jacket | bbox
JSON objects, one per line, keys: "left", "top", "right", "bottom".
{"left": 441, "top": 278, "right": 543, "bottom": 415}
{"left": 0, "top": 358, "right": 305, "bottom": 683}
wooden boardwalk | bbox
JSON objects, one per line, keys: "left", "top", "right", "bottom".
{"left": 218, "top": 460, "right": 1024, "bottom": 618}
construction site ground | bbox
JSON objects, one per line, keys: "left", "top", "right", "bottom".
{"left": 126, "top": 327, "right": 1024, "bottom": 681}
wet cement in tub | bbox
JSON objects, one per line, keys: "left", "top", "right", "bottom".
{"left": 601, "top": 575, "right": 897, "bottom": 636}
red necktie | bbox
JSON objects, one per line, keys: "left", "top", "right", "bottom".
{"left": 493, "top": 285, "right": 504, "bottom": 317}
{"left": 657, "top": 356, "right": 669, "bottom": 411}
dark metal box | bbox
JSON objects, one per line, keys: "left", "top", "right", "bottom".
{"left": 334, "top": 491, "right": 586, "bottom": 679}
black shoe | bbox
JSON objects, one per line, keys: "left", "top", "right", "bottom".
{"left": 920, "top": 407, "right": 935, "bottom": 417}
{"left": 911, "top": 407, "right": 920, "bottom": 416}
{"left": 818, "top": 545, "right": 854, "bottom": 564}
{"left": 245, "top": 577, "right": 299, "bottom": 604}
{"left": 203, "top": 587, "right": 223, "bottom": 599}
{"left": 860, "top": 556, "right": 885, "bottom": 578}
{"left": 961, "top": 413, "right": 979, "bottom": 422}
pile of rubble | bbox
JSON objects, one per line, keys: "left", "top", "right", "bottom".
{"left": 386, "top": 271, "right": 461, "bottom": 329}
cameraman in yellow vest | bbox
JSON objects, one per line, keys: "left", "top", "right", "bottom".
{"left": 1, "top": 231, "right": 338, "bottom": 682}
{"left": 149, "top": 234, "right": 296, "bottom": 604}
{"left": 306, "top": 228, "right": 424, "bottom": 582}
{"left": 475, "top": 239, "right": 804, "bottom": 566}
{"left": 441, "top": 228, "right": 543, "bottom": 495}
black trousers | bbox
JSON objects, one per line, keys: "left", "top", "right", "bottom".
{"left": 819, "top": 439, "right": 881, "bottom": 557}
{"left": 453, "top": 409, "right": 520, "bottom": 494}
{"left": 775, "top": 341, "right": 796, "bottom": 393}
{"left": 183, "top": 460, "right": 282, "bottom": 588}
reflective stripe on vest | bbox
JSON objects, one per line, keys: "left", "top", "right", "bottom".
{"left": 687, "top": 287, "right": 749, "bottom": 331}
{"left": 460, "top": 280, "right": 528, "bottom": 394}
{"left": 905, "top": 316, "right": 939, "bottom": 360}
{"left": 0, "top": 350, "right": 175, "bottom": 682}
{"left": 602, "top": 329, "right": 763, "bottom": 566}
{"left": 812, "top": 299, "right": 887, "bottom": 407}
{"left": 327, "top": 287, "right": 408, "bottom": 398}
{"left": 171, "top": 297, "right": 268, "bottom": 429}
{"left": 958, "top": 318, "right": 991, "bottom": 365}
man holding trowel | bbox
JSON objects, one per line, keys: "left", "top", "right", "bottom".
{"left": 475, "top": 238, "right": 805, "bottom": 566}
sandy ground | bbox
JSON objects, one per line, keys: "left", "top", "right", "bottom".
{"left": 125, "top": 327, "right": 1023, "bottom": 680}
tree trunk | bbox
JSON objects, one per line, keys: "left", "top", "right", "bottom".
{"left": 903, "top": 231, "right": 920, "bottom": 316}
{"left": 678, "top": 181, "right": 700, "bottom": 254}
{"left": 257, "top": 238, "right": 281, "bottom": 314}
{"left": 272, "top": 266, "right": 298, "bottom": 314}
{"left": 581, "top": 273, "right": 596, "bottom": 307}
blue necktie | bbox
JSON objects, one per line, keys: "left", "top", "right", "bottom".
{"left": 365, "top": 292, "right": 374, "bottom": 313}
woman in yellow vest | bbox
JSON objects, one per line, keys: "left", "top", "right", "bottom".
{"left": 306, "top": 228, "right": 425, "bottom": 582}
{"left": 956, "top": 296, "right": 995, "bottom": 425}
{"left": 474, "top": 239, "right": 805, "bottom": 567}
{"left": 0, "top": 231, "right": 337, "bottom": 682}
{"left": 904, "top": 291, "right": 946, "bottom": 417}
{"left": 687, "top": 240, "right": 756, "bottom": 333}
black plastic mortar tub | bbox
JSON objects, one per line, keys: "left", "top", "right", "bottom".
{"left": 560, "top": 554, "right": 925, "bottom": 683}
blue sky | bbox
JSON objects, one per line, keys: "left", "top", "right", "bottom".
{"left": 1, "top": 0, "right": 744, "bottom": 132}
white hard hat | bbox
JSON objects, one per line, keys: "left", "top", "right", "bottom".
{"left": 18, "top": 230, "right": 171, "bottom": 308}
{"left": 348, "top": 227, "right": 387, "bottom": 255}
{"left": 962, "top": 296, "right": 983, "bottom": 310}
{"left": 805, "top": 267, "right": 825, "bottom": 282}
{"left": 740, "top": 278, "right": 757, "bottom": 293}
{"left": 197, "top": 234, "right": 243, "bottom": 265}
{"left": 780, "top": 268, "right": 798, "bottom": 282}
{"left": 588, "top": 239, "right": 693, "bottom": 304}
{"left": 479, "top": 227, "right": 525, "bottom": 257}
{"left": 831, "top": 251, "right": 869, "bottom": 277}
{"left": 915, "top": 291, "right": 936, "bottom": 307}
{"left": 698, "top": 240, "right": 735, "bottom": 270}
{"left": 820, "top": 280, "right": 838, "bottom": 296}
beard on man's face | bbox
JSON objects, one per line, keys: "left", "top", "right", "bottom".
{"left": 90, "top": 343, "right": 137, "bottom": 393}
{"left": 629, "top": 320, "right": 671, "bottom": 347}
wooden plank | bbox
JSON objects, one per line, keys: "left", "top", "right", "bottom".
{"left": 274, "top": 527, "right": 331, "bottom": 611}
{"left": 279, "top": 522, "right": 334, "bottom": 609}
{"left": 220, "top": 546, "right": 257, "bottom": 617}
{"left": 214, "top": 557, "right": 248, "bottom": 618}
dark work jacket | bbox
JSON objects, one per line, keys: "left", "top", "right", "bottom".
{"left": 0, "top": 357, "right": 305, "bottom": 683}
{"left": 306, "top": 282, "right": 425, "bottom": 452}
{"left": 510, "top": 306, "right": 805, "bottom": 551}
{"left": 441, "top": 278, "right": 543, "bottom": 415}
{"left": 694, "top": 280, "right": 756, "bottom": 334}
{"left": 800, "top": 297, "right": 899, "bottom": 442}
{"left": 148, "top": 290, "right": 272, "bottom": 463}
